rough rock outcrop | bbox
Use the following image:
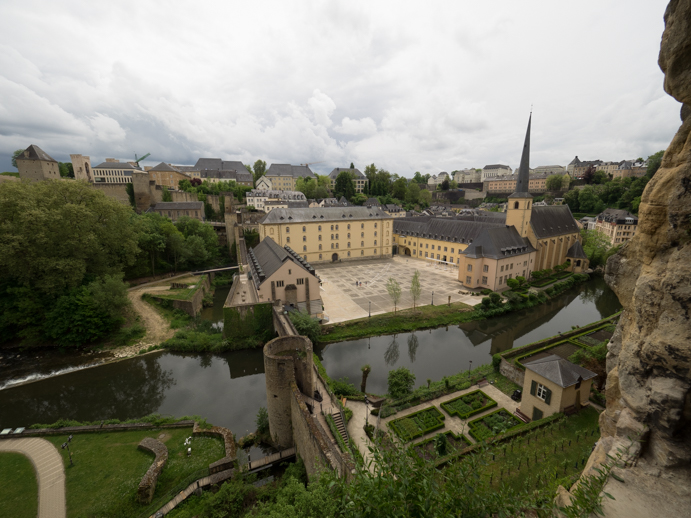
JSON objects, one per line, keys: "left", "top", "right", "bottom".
{"left": 600, "top": 0, "right": 691, "bottom": 470}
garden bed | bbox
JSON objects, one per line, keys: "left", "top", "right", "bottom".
{"left": 388, "top": 406, "right": 446, "bottom": 442}
{"left": 441, "top": 390, "right": 497, "bottom": 420}
{"left": 468, "top": 409, "right": 522, "bottom": 441}
{"left": 413, "top": 431, "right": 470, "bottom": 461}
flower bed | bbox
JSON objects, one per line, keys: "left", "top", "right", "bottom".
{"left": 441, "top": 390, "right": 497, "bottom": 420}
{"left": 388, "top": 406, "right": 445, "bottom": 442}
{"left": 468, "top": 409, "right": 522, "bottom": 441}
{"left": 413, "top": 431, "right": 470, "bottom": 461}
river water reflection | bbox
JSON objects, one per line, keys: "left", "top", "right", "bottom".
{"left": 0, "top": 278, "right": 620, "bottom": 434}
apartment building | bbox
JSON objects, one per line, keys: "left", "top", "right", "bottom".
{"left": 93, "top": 159, "right": 137, "bottom": 184}
{"left": 594, "top": 208, "right": 638, "bottom": 246}
{"left": 265, "top": 164, "right": 315, "bottom": 191}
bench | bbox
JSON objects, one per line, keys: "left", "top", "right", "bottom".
{"left": 477, "top": 378, "right": 489, "bottom": 388}
{"left": 514, "top": 409, "right": 531, "bottom": 423}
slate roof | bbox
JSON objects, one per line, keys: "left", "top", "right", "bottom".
{"left": 328, "top": 167, "right": 365, "bottom": 179}
{"left": 200, "top": 170, "right": 253, "bottom": 183}
{"left": 93, "top": 161, "right": 137, "bottom": 170}
{"left": 394, "top": 217, "right": 506, "bottom": 246}
{"left": 596, "top": 208, "right": 638, "bottom": 225}
{"left": 524, "top": 354, "right": 597, "bottom": 388}
{"left": 152, "top": 201, "right": 204, "bottom": 211}
{"left": 287, "top": 200, "right": 309, "bottom": 209}
{"left": 174, "top": 165, "right": 197, "bottom": 173}
{"left": 17, "top": 144, "right": 57, "bottom": 162}
{"left": 150, "top": 162, "right": 181, "bottom": 172}
{"left": 248, "top": 236, "right": 316, "bottom": 288}
{"left": 246, "top": 190, "right": 306, "bottom": 200}
{"left": 461, "top": 226, "right": 535, "bottom": 259}
{"left": 265, "top": 164, "right": 315, "bottom": 179}
{"left": 483, "top": 164, "right": 511, "bottom": 170}
{"left": 193, "top": 158, "right": 252, "bottom": 176}
{"left": 530, "top": 205, "right": 580, "bottom": 239}
{"left": 568, "top": 156, "right": 581, "bottom": 166}
{"left": 566, "top": 240, "right": 588, "bottom": 260}
{"left": 455, "top": 212, "right": 507, "bottom": 224}
{"left": 365, "top": 198, "right": 382, "bottom": 207}
{"left": 259, "top": 207, "right": 390, "bottom": 224}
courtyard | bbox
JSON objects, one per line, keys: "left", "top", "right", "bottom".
{"left": 316, "top": 256, "right": 481, "bottom": 323}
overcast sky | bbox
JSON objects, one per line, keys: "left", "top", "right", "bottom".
{"left": 0, "top": 0, "right": 680, "bottom": 176}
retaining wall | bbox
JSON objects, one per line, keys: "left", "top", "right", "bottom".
{"left": 149, "top": 276, "right": 211, "bottom": 317}
{"left": 137, "top": 437, "right": 168, "bottom": 505}
{"left": 192, "top": 422, "right": 237, "bottom": 474}
{"left": 0, "top": 420, "right": 196, "bottom": 438}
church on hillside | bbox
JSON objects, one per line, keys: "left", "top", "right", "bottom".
{"left": 457, "top": 114, "right": 589, "bottom": 291}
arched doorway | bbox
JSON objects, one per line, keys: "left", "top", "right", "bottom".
{"left": 404, "top": 247, "right": 411, "bottom": 256}
{"left": 332, "top": 253, "right": 339, "bottom": 262}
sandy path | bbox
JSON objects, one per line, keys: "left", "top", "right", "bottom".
{"left": 127, "top": 286, "right": 176, "bottom": 348}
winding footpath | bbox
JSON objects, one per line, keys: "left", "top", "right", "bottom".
{"left": 0, "top": 438, "right": 65, "bottom": 518}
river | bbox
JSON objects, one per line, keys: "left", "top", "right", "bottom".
{"left": 0, "top": 278, "right": 620, "bottom": 435}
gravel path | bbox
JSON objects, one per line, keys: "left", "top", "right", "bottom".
{"left": 127, "top": 285, "right": 176, "bottom": 348}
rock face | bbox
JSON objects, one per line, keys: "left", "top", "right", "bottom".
{"left": 601, "top": 0, "right": 691, "bottom": 468}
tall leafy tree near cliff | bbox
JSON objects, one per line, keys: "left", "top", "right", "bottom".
{"left": 334, "top": 170, "right": 355, "bottom": 200}
{"left": 0, "top": 181, "right": 139, "bottom": 345}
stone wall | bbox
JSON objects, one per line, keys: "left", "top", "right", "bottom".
{"left": 263, "top": 335, "right": 315, "bottom": 448}
{"left": 223, "top": 280, "right": 274, "bottom": 342}
{"left": 91, "top": 183, "right": 131, "bottom": 206}
{"left": 137, "top": 437, "right": 168, "bottom": 505}
{"left": 192, "top": 422, "right": 237, "bottom": 474}
{"left": 148, "top": 275, "right": 210, "bottom": 317}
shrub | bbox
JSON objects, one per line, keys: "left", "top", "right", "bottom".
{"left": 489, "top": 292, "right": 502, "bottom": 304}
{"left": 492, "top": 354, "right": 502, "bottom": 372}
{"left": 256, "top": 407, "right": 269, "bottom": 435}
{"left": 480, "top": 288, "right": 492, "bottom": 295}
{"left": 288, "top": 310, "right": 321, "bottom": 344}
{"left": 441, "top": 390, "right": 497, "bottom": 420}
{"left": 481, "top": 297, "right": 492, "bottom": 308}
{"left": 388, "top": 367, "right": 416, "bottom": 399}
{"left": 331, "top": 377, "right": 359, "bottom": 397}
{"left": 389, "top": 406, "right": 445, "bottom": 442}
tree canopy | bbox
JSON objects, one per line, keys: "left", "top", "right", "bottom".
{"left": 334, "top": 171, "right": 356, "bottom": 200}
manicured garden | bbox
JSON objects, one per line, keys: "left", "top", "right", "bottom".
{"left": 388, "top": 406, "right": 445, "bottom": 442}
{"left": 441, "top": 390, "right": 497, "bottom": 420}
{"left": 45, "top": 427, "right": 225, "bottom": 518}
{"left": 468, "top": 409, "right": 522, "bottom": 441}
{"left": 0, "top": 452, "right": 38, "bottom": 518}
{"left": 413, "top": 431, "right": 470, "bottom": 461}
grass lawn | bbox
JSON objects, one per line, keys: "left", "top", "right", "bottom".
{"left": 322, "top": 301, "right": 478, "bottom": 343}
{"left": 46, "top": 427, "right": 225, "bottom": 518}
{"left": 472, "top": 407, "right": 601, "bottom": 493}
{"left": 0, "top": 452, "right": 38, "bottom": 518}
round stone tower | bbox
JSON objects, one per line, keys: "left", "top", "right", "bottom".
{"left": 263, "top": 335, "right": 314, "bottom": 449}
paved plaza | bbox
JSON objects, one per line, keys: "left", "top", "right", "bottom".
{"left": 316, "top": 256, "right": 481, "bottom": 323}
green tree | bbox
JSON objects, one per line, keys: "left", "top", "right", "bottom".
{"left": 419, "top": 189, "right": 432, "bottom": 207}
{"left": 334, "top": 171, "right": 356, "bottom": 200}
{"left": 295, "top": 176, "right": 317, "bottom": 199}
{"left": 386, "top": 277, "right": 402, "bottom": 313}
{"left": 405, "top": 182, "right": 421, "bottom": 205}
{"left": 449, "top": 180, "right": 458, "bottom": 190}
{"left": 387, "top": 366, "right": 415, "bottom": 399}
{"left": 58, "top": 162, "right": 74, "bottom": 178}
{"left": 546, "top": 174, "right": 564, "bottom": 191}
{"left": 136, "top": 213, "right": 167, "bottom": 277}
{"left": 563, "top": 188, "right": 580, "bottom": 212}
{"left": 161, "top": 186, "right": 172, "bottom": 202}
{"left": 350, "top": 162, "right": 355, "bottom": 169}
{"left": 176, "top": 216, "right": 219, "bottom": 259}
{"left": 350, "top": 192, "right": 368, "bottom": 205}
{"left": 252, "top": 159, "right": 267, "bottom": 183}
{"left": 256, "top": 407, "right": 269, "bottom": 435}
{"left": 506, "top": 278, "right": 519, "bottom": 290}
{"left": 288, "top": 310, "right": 321, "bottom": 344}
{"left": 440, "top": 179, "right": 450, "bottom": 191}
{"left": 592, "top": 170, "right": 609, "bottom": 185}
{"left": 11, "top": 149, "right": 24, "bottom": 169}
{"left": 578, "top": 186, "right": 604, "bottom": 214}
{"left": 392, "top": 177, "right": 407, "bottom": 200}
{"left": 410, "top": 270, "right": 421, "bottom": 310}
{"left": 646, "top": 150, "right": 664, "bottom": 177}
{"left": 580, "top": 228, "right": 612, "bottom": 268}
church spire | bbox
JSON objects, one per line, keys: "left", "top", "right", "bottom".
{"left": 509, "top": 112, "right": 533, "bottom": 199}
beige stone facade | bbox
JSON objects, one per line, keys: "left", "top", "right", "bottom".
{"left": 17, "top": 145, "right": 60, "bottom": 181}
{"left": 151, "top": 201, "right": 204, "bottom": 222}
{"left": 484, "top": 173, "right": 550, "bottom": 194}
{"left": 147, "top": 162, "right": 191, "bottom": 188}
{"left": 70, "top": 154, "right": 94, "bottom": 182}
{"left": 93, "top": 160, "right": 136, "bottom": 184}
{"left": 259, "top": 207, "right": 393, "bottom": 264}
{"left": 594, "top": 208, "right": 638, "bottom": 246}
{"left": 458, "top": 251, "right": 536, "bottom": 291}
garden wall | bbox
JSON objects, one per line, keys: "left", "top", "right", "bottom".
{"left": 137, "top": 437, "right": 168, "bottom": 505}
{"left": 1, "top": 421, "right": 196, "bottom": 438}
{"left": 498, "top": 312, "right": 621, "bottom": 387}
{"left": 223, "top": 298, "right": 274, "bottom": 342}
{"left": 148, "top": 275, "right": 210, "bottom": 317}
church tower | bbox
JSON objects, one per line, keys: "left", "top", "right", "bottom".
{"left": 506, "top": 113, "right": 533, "bottom": 238}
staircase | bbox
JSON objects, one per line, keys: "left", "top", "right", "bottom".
{"left": 331, "top": 411, "right": 349, "bottom": 444}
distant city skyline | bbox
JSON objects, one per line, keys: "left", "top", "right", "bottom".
{"left": 0, "top": 0, "right": 679, "bottom": 176}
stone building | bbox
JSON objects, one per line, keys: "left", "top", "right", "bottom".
{"left": 247, "top": 236, "right": 322, "bottom": 316}
{"left": 483, "top": 173, "right": 551, "bottom": 194}
{"left": 611, "top": 160, "right": 647, "bottom": 180}
{"left": 246, "top": 189, "right": 307, "bottom": 212}
{"left": 565, "top": 240, "right": 589, "bottom": 273}
{"left": 70, "top": 154, "right": 94, "bottom": 182}
{"left": 258, "top": 207, "right": 393, "bottom": 264}
{"left": 481, "top": 164, "right": 512, "bottom": 182}
{"left": 150, "top": 201, "right": 205, "bottom": 222}
{"left": 328, "top": 167, "right": 368, "bottom": 193}
{"left": 193, "top": 158, "right": 253, "bottom": 186}
{"left": 520, "top": 355, "right": 596, "bottom": 420}
{"left": 147, "top": 162, "right": 191, "bottom": 188}
{"left": 255, "top": 176, "right": 272, "bottom": 190}
{"left": 16, "top": 145, "right": 60, "bottom": 181}
{"left": 533, "top": 165, "right": 566, "bottom": 175}
{"left": 594, "top": 208, "right": 638, "bottom": 246}
{"left": 265, "top": 164, "right": 315, "bottom": 191}
{"left": 93, "top": 159, "right": 137, "bottom": 184}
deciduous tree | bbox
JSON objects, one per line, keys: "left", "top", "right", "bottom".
{"left": 386, "top": 277, "right": 402, "bottom": 313}
{"left": 410, "top": 270, "right": 421, "bottom": 310}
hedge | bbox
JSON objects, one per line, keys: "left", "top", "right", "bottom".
{"left": 413, "top": 430, "right": 470, "bottom": 453}
{"left": 468, "top": 409, "right": 522, "bottom": 441}
{"left": 388, "top": 406, "right": 446, "bottom": 442}
{"left": 440, "top": 390, "right": 497, "bottom": 420}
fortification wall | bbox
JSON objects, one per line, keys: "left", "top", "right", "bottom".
{"left": 91, "top": 183, "right": 131, "bottom": 206}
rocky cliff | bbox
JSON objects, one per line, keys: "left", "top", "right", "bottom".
{"left": 562, "top": 2, "right": 691, "bottom": 514}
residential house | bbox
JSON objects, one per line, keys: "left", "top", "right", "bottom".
{"left": 520, "top": 355, "right": 597, "bottom": 420}
{"left": 481, "top": 164, "right": 512, "bottom": 182}
{"left": 148, "top": 162, "right": 191, "bottom": 189}
{"left": 193, "top": 158, "right": 253, "bottom": 186}
{"left": 246, "top": 189, "right": 307, "bottom": 212}
{"left": 594, "top": 208, "right": 638, "bottom": 246}
{"left": 265, "top": 164, "right": 316, "bottom": 191}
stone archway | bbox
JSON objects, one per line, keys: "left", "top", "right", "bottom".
{"left": 332, "top": 253, "right": 339, "bottom": 262}
{"left": 403, "top": 247, "right": 412, "bottom": 256}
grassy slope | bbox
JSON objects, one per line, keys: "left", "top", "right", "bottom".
{"left": 46, "top": 427, "right": 224, "bottom": 518}
{"left": 322, "top": 301, "right": 477, "bottom": 343}
{"left": 0, "top": 452, "right": 38, "bottom": 518}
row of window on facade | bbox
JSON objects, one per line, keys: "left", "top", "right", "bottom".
{"left": 287, "top": 233, "right": 386, "bottom": 243}
{"left": 298, "top": 240, "right": 387, "bottom": 251}
{"left": 287, "top": 222, "right": 381, "bottom": 233}
{"left": 302, "top": 249, "right": 379, "bottom": 261}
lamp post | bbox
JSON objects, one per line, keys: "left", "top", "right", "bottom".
{"left": 468, "top": 360, "right": 472, "bottom": 374}
{"left": 61, "top": 435, "right": 74, "bottom": 466}
{"left": 365, "top": 395, "right": 370, "bottom": 428}
{"left": 431, "top": 291, "right": 434, "bottom": 306}
{"left": 369, "top": 301, "right": 371, "bottom": 318}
